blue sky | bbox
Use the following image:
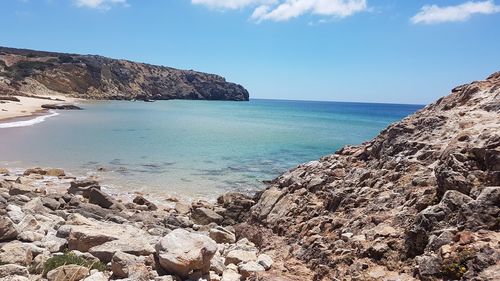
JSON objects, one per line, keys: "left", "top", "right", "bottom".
{"left": 1, "top": 0, "right": 499, "bottom": 104}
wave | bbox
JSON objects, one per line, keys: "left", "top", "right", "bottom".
{"left": 0, "top": 111, "right": 59, "bottom": 129}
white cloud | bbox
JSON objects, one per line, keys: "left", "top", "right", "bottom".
{"left": 411, "top": 0, "right": 500, "bottom": 24}
{"left": 192, "top": 0, "right": 368, "bottom": 21}
{"left": 75, "top": 0, "right": 128, "bottom": 10}
{"left": 191, "top": 0, "right": 275, "bottom": 10}
{"left": 251, "top": 0, "right": 367, "bottom": 22}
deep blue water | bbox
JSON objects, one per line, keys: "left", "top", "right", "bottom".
{"left": 0, "top": 99, "right": 423, "bottom": 199}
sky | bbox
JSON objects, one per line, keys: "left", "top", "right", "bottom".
{"left": 1, "top": 0, "right": 499, "bottom": 104}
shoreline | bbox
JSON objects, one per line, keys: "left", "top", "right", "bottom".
{"left": 0, "top": 95, "right": 79, "bottom": 123}
{"left": 0, "top": 165, "right": 198, "bottom": 206}
{"left": 0, "top": 108, "right": 51, "bottom": 123}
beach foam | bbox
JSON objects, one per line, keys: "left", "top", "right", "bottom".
{"left": 0, "top": 110, "right": 59, "bottom": 129}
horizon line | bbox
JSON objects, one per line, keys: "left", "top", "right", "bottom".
{"left": 250, "top": 97, "right": 426, "bottom": 107}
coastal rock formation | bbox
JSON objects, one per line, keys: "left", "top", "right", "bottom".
{"left": 0, "top": 46, "right": 249, "bottom": 101}
{"left": 243, "top": 72, "right": 500, "bottom": 280}
{"left": 0, "top": 73, "right": 498, "bottom": 281}
{"left": 41, "top": 104, "right": 82, "bottom": 110}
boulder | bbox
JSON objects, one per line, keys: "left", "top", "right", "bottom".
{"left": 133, "top": 195, "right": 157, "bottom": 211}
{"left": 46, "top": 265, "right": 89, "bottom": 281}
{"left": 65, "top": 225, "right": 119, "bottom": 252}
{"left": 40, "top": 234, "right": 68, "bottom": 253}
{"left": 155, "top": 228, "right": 217, "bottom": 278}
{"left": 23, "top": 167, "right": 46, "bottom": 176}
{"left": 1, "top": 274, "right": 29, "bottom": 280}
{"left": 8, "top": 183, "right": 38, "bottom": 196}
{"left": 175, "top": 202, "right": 191, "bottom": 215}
{"left": 238, "top": 261, "right": 265, "bottom": 278}
{"left": 0, "top": 264, "right": 29, "bottom": 278}
{"left": 209, "top": 226, "right": 236, "bottom": 244}
{"left": 46, "top": 168, "right": 66, "bottom": 177}
{"left": 210, "top": 251, "right": 226, "bottom": 274}
{"left": 0, "top": 168, "right": 9, "bottom": 175}
{"left": 111, "top": 251, "right": 144, "bottom": 278}
{"left": 22, "top": 197, "right": 50, "bottom": 214}
{"left": 224, "top": 250, "right": 257, "bottom": 265}
{"left": 88, "top": 188, "right": 118, "bottom": 209}
{"left": 221, "top": 269, "right": 242, "bottom": 281}
{"left": 164, "top": 214, "right": 194, "bottom": 229}
{"left": 64, "top": 220, "right": 153, "bottom": 254}
{"left": 209, "top": 271, "right": 222, "bottom": 281}
{"left": 6, "top": 204, "right": 24, "bottom": 223}
{"left": 31, "top": 252, "right": 52, "bottom": 274}
{"left": 250, "top": 186, "right": 285, "bottom": 220}
{"left": 15, "top": 176, "right": 38, "bottom": 185}
{"left": 192, "top": 207, "right": 223, "bottom": 225}
{"left": 256, "top": 254, "right": 273, "bottom": 270}
{"left": 89, "top": 239, "right": 155, "bottom": 263}
{"left": 82, "top": 271, "right": 109, "bottom": 281}
{"left": 68, "top": 180, "right": 100, "bottom": 198}
{"left": 42, "top": 197, "right": 62, "bottom": 210}
{"left": 71, "top": 203, "right": 111, "bottom": 220}
{"left": 16, "top": 214, "right": 42, "bottom": 233}
{"left": 0, "top": 216, "right": 18, "bottom": 241}
{"left": 18, "top": 231, "right": 45, "bottom": 242}
{"left": 0, "top": 241, "right": 33, "bottom": 266}
{"left": 416, "top": 254, "right": 442, "bottom": 277}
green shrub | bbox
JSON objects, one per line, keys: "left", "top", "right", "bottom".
{"left": 58, "top": 55, "right": 75, "bottom": 63}
{"left": 42, "top": 252, "right": 106, "bottom": 276}
{"left": 4, "top": 61, "right": 54, "bottom": 81}
{"left": 442, "top": 248, "right": 476, "bottom": 279}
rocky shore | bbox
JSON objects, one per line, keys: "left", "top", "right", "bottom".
{"left": 0, "top": 167, "right": 275, "bottom": 281}
{"left": 0, "top": 72, "right": 499, "bottom": 281}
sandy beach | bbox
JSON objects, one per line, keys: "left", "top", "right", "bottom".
{"left": 0, "top": 95, "right": 78, "bottom": 122}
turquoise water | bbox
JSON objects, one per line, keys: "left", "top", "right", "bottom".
{"left": 0, "top": 99, "right": 422, "bottom": 199}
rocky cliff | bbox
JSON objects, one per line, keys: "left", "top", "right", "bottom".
{"left": 0, "top": 47, "right": 249, "bottom": 101}
{"left": 242, "top": 72, "right": 500, "bottom": 280}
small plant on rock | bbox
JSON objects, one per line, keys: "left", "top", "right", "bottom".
{"left": 42, "top": 251, "right": 106, "bottom": 276}
{"left": 442, "top": 248, "right": 476, "bottom": 279}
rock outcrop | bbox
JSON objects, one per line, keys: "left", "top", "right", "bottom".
{"left": 243, "top": 72, "right": 500, "bottom": 280}
{"left": 0, "top": 46, "right": 249, "bottom": 101}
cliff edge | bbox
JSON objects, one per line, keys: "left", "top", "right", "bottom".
{"left": 0, "top": 47, "right": 249, "bottom": 101}
{"left": 243, "top": 72, "right": 500, "bottom": 280}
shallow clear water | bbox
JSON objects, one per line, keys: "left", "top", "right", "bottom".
{"left": 0, "top": 99, "right": 422, "bottom": 199}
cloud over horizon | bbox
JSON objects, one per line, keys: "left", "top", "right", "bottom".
{"left": 192, "top": 0, "right": 368, "bottom": 22}
{"left": 411, "top": 0, "right": 500, "bottom": 24}
{"left": 75, "top": 0, "right": 128, "bottom": 10}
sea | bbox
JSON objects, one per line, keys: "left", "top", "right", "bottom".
{"left": 0, "top": 99, "right": 423, "bottom": 199}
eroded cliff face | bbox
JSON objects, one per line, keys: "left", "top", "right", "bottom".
{"left": 0, "top": 47, "right": 249, "bottom": 101}
{"left": 243, "top": 73, "right": 500, "bottom": 280}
